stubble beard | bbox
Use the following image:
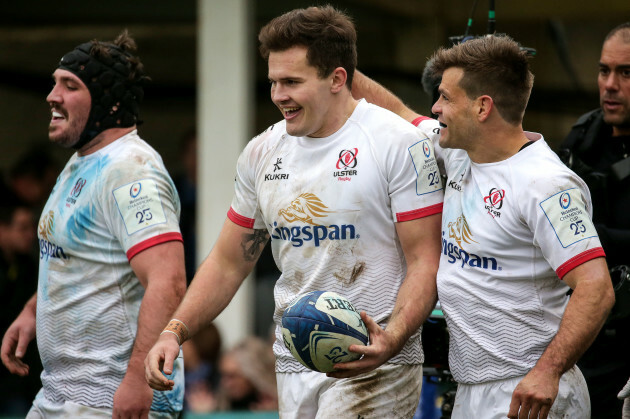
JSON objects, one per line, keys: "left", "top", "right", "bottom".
{"left": 48, "top": 116, "right": 88, "bottom": 149}
{"left": 603, "top": 110, "right": 630, "bottom": 130}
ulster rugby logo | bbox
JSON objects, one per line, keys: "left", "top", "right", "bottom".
{"left": 278, "top": 193, "right": 333, "bottom": 225}
{"left": 483, "top": 187, "right": 505, "bottom": 218}
{"left": 336, "top": 149, "right": 358, "bottom": 169}
{"left": 66, "top": 178, "right": 87, "bottom": 207}
{"left": 334, "top": 148, "right": 358, "bottom": 181}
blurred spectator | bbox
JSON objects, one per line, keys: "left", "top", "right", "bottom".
{"left": 173, "top": 129, "right": 197, "bottom": 283}
{"left": 215, "top": 336, "right": 277, "bottom": 412}
{"left": 0, "top": 194, "right": 42, "bottom": 415}
{"left": 182, "top": 323, "right": 222, "bottom": 413}
{"left": 558, "top": 22, "right": 630, "bottom": 417}
{"left": 5, "top": 146, "right": 60, "bottom": 211}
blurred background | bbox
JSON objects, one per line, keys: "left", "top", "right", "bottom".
{"left": 3, "top": 0, "right": 630, "bottom": 175}
{"left": 1, "top": 0, "right": 629, "bottom": 417}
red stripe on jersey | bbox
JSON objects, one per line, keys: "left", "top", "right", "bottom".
{"left": 396, "top": 203, "right": 443, "bottom": 222}
{"left": 411, "top": 116, "right": 434, "bottom": 127}
{"left": 126, "top": 232, "right": 183, "bottom": 260}
{"left": 228, "top": 207, "right": 255, "bottom": 228}
{"left": 556, "top": 247, "right": 606, "bottom": 279}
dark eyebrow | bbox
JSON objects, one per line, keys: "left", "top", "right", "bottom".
{"left": 599, "top": 62, "right": 630, "bottom": 71}
{"left": 51, "top": 74, "right": 80, "bottom": 84}
{"left": 274, "top": 76, "right": 304, "bottom": 82}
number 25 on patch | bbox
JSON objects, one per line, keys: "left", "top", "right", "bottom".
{"left": 408, "top": 139, "right": 443, "bottom": 196}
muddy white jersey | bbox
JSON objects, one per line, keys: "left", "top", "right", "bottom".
{"left": 416, "top": 118, "right": 605, "bottom": 384}
{"left": 35, "top": 131, "right": 184, "bottom": 411}
{"left": 230, "top": 100, "right": 444, "bottom": 372}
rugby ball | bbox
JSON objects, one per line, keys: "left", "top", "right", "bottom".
{"left": 281, "top": 290, "right": 369, "bottom": 373}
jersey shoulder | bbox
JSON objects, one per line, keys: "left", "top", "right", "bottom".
{"left": 509, "top": 140, "right": 590, "bottom": 206}
{"left": 97, "top": 133, "right": 173, "bottom": 193}
{"left": 358, "top": 101, "right": 421, "bottom": 134}
{"left": 516, "top": 140, "right": 577, "bottom": 180}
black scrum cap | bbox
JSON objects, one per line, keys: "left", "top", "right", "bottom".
{"left": 58, "top": 41, "right": 147, "bottom": 149}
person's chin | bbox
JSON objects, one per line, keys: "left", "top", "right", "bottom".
{"left": 603, "top": 112, "right": 629, "bottom": 126}
{"left": 49, "top": 133, "right": 77, "bottom": 149}
{"left": 285, "top": 125, "right": 306, "bottom": 137}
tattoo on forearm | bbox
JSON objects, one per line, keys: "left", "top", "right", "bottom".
{"left": 241, "top": 229, "right": 270, "bottom": 262}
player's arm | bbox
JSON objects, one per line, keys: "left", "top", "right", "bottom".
{"left": 113, "top": 240, "right": 187, "bottom": 418}
{"left": 508, "top": 257, "right": 615, "bottom": 419}
{"left": 145, "top": 219, "right": 269, "bottom": 391}
{"left": 352, "top": 70, "right": 423, "bottom": 124}
{"left": 1, "top": 293, "right": 37, "bottom": 376}
{"left": 328, "top": 212, "right": 441, "bottom": 378}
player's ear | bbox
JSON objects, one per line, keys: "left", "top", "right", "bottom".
{"left": 330, "top": 67, "right": 348, "bottom": 93}
{"left": 476, "top": 95, "right": 493, "bottom": 122}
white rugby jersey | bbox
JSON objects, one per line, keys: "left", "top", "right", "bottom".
{"left": 230, "top": 100, "right": 444, "bottom": 372}
{"left": 35, "top": 131, "right": 184, "bottom": 412}
{"left": 416, "top": 118, "right": 605, "bottom": 384}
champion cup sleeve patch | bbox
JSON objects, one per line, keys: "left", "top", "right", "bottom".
{"left": 408, "top": 138, "right": 443, "bottom": 195}
{"left": 539, "top": 188, "right": 597, "bottom": 248}
{"left": 113, "top": 179, "right": 167, "bottom": 235}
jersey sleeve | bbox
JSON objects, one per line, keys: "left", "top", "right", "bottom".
{"left": 100, "top": 157, "right": 183, "bottom": 260}
{"left": 523, "top": 171, "right": 605, "bottom": 278}
{"left": 385, "top": 120, "right": 444, "bottom": 222}
{"left": 413, "top": 116, "right": 450, "bottom": 174}
{"left": 228, "top": 137, "right": 265, "bottom": 230}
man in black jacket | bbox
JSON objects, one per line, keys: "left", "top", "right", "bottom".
{"left": 558, "top": 22, "right": 630, "bottom": 418}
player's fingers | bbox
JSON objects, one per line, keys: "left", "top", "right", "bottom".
{"left": 518, "top": 401, "right": 531, "bottom": 419}
{"left": 0, "top": 333, "right": 17, "bottom": 364}
{"left": 147, "top": 375, "right": 173, "bottom": 392}
{"left": 361, "top": 311, "right": 383, "bottom": 338}
{"left": 145, "top": 351, "right": 170, "bottom": 388}
{"left": 360, "top": 311, "right": 376, "bottom": 328}
{"left": 539, "top": 403, "right": 551, "bottom": 419}
{"left": 347, "top": 343, "right": 372, "bottom": 355}
{"left": 162, "top": 355, "right": 175, "bottom": 376}
{"left": 507, "top": 393, "right": 520, "bottom": 418}
{"left": 1, "top": 350, "right": 29, "bottom": 376}
{"left": 330, "top": 350, "right": 384, "bottom": 378}
{"left": 12, "top": 358, "right": 30, "bottom": 376}
{"left": 15, "top": 329, "right": 32, "bottom": 359}
{"left": 528, "top": 403, "right": 541, "bottom": 419}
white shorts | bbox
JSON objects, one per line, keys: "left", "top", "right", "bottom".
{"left": 452, "top": 365, "right": 590, "bottom": 419}
{"left": 277, "top": 363, "right": 422, "bottom": 419}
{"left": 26, "top": 399, "right": 179, "bottom": 419}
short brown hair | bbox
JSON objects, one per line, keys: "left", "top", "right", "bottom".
{"left": 431, "top": 35, "right": 534, "bottom": 125}
{"left": 258, "top": 5, "right": 357, "bottom": 87}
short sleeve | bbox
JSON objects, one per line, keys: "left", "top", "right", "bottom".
{"left": 385, "top": 122, "right": 444, "bottom": 222}
{"left": 101, "top": 158, "right": 182, "bottom": 260}
{"left": 229, "top": 139, "right": 265, "bottom": 229}
{"left": 523, "top": 171, "right": 605, "bottom": 278}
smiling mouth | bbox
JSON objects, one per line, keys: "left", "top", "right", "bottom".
{"left": 282, "top": 107, "right": 301, "bottom": 118}
{"left": 51, "top": 110, "right": 66, "bottom": 122}
{"left": 439, "top": 121, "right": 447, "bottom": 128}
